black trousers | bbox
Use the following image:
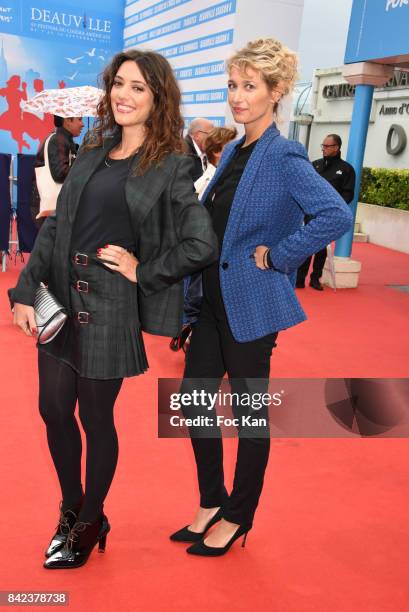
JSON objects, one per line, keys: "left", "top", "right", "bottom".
{"left": 182, "top": 296, "right": 277, "bottom": 528}
{"left": 297, "top": 247, "right": 327, "bottom": 284}
{"left": 296, "top": 215, "right": 327, "bottom": 284}
{"left": 38, "top": 350, "right": 123, "bottom": 523}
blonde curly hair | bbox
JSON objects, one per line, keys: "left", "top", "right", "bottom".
{"left": 226, "top": 38, "right": 298, "bottom": 96}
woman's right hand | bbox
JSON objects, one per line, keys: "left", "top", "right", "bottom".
{"left": 13, "top": 303, "right": 37, "bottom": 337}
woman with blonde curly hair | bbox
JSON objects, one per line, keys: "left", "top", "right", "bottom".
{"left": 170, "top": 38, "right": 352, "bottom": 556}
{"left": 11, "top": 49, "right": 217, "bottom": 569}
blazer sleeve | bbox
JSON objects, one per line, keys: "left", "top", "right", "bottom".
{"left": 136, "top": 157, "right": 218, "bottom": 296}
{"left": 9, "top": 215, "right": 57, "bottom": 306}
{"left": 268, "top": 141, "right": 353, "bottom": 274}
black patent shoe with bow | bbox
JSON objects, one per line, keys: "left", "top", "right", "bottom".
{"left": 43, "top": 515, "right": 110, "bottom": 569}
{"left": 45, "top": 501, "right": 82, "bottom": 558}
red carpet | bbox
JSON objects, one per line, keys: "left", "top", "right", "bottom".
{"left": 1, "top": 242, "right": 408, "bottom": 611}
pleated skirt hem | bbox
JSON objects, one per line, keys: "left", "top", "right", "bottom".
{"left": 38, "top": 319, "right": 149, "bottom": 380}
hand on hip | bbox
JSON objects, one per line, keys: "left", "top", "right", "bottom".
{"left": 97, "top": 244, "right": 139, "bottom": 283}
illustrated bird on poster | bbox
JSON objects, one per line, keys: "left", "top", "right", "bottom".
{"left": 64, "top": 72, "right": 78, "bottom": 81}
{"left": 65, "top": 56, "right": 84, "bottom": 64}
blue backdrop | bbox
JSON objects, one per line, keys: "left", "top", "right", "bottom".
{"left": 345, "top": 0, "right": 409, "bottom": 64}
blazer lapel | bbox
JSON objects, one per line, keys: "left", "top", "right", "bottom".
{"left": 221, "top": 124, "right": 280, "bottom": 258}
{"left": 66, "top": 133, "right": 121, "bottom": 224}
{"left": 66, "top": 132, "right": 174, "bottom": 232}
{"left": 124, "top": 155, "right": 176, "bottom": 230}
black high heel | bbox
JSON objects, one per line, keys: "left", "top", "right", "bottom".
{"left": 43, "top": 514, "right": 110, "bottom": 569}
{"left": 170, "top": 507, "right": 223, "bottom": 543}
{"left": 186, "top": 524, "right": 250, "bottom": 556}
{"left": 45, "top": 501, "right": 82, "bottom": 558}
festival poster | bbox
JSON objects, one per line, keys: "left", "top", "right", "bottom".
{"left": 0, "top": 0, "right": 124, "bottom": 154}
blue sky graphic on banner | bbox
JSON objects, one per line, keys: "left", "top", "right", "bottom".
{"left": 0, "top": 0, "right": 124, "bottom": 154}
{"left": 124, "top": 0, "right": 238, "bottom": 127}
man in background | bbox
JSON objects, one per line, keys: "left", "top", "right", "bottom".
{"left": 31, "top": 115, "right": 84, "bottom": 228}
{"left": 184, "top": 117, "right": 214, "bottom": 182}
{"left": 296, "top": 133, "right": 356, "bottom": 290}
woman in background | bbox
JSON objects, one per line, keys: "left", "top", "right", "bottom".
{"left": 170, "top": 125, "right": 237, "bottom": 352}
{"left": 194, "top": 126, "right": 238, "bottom": 199}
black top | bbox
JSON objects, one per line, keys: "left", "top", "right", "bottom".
{"left": 312, "top": 153, "right": 356, "bottom": 204}
{"left": 204, "top": 139, "right": 257, "bottom": 244}
{"left": 71, "top": 155, "right": 136, "bottom": 253}
{"left": 202, "top": 139, "right": 258, "bottom": 311}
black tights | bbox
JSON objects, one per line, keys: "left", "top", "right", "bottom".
{"left": 38, "top": 351, "right": 123, "bottom": 523}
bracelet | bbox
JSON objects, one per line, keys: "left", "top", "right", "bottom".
{"left": 263, "top": 248, "right": 271, "bottom": 269}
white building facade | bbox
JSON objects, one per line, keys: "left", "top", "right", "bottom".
{"left": 308, "top": 67, "right": 409, "bottom": 169}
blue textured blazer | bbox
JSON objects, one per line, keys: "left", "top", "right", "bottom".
{"left": 200, "top": 123, "right": 353, "bottom": 342}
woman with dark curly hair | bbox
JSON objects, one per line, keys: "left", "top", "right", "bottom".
{"left": 10, "top": 49, "right": 217, "bottom": 569}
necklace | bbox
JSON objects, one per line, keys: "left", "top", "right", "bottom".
{"left": 104, "top": 156, "right": 117, "bottom": 167}
{"left": 104, "top": 147, "right": 141, "bottom": 168}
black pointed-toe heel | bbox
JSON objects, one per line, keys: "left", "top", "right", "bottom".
{"left": 45, "top": 501, "right": 82, "bottom": 558}
{"left": 186, "top": 524, "right": 250, "bottom": 557}
{"left": 170, "top": 507, "right": 223, "bottom": 543}
{"left": 43, "top": 515, "right": 110, "bottom": 569}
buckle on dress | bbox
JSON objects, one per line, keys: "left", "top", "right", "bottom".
{"left": 73, "top": 253, "right": 88, "bottom": 266}
{"left": 76, "top": 280, "right": 89, "bottom": 293}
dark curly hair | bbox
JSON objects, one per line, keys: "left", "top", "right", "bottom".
{"left": 85, "top": 49, "right": 184, "bottom": 174}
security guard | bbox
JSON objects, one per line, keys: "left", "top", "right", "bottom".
{"left": 296, "top": 133, "right": 356, "bottom": 290}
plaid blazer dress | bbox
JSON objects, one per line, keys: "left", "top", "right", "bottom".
{"left": 11, "top": 133, "right": 218, "bottom": 378}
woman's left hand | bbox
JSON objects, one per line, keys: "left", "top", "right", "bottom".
{"left": 97, "top": 245, "right": 139, "bottom": 283}
{"left": 253, "top": 245, "right": 270, "bottom": 270}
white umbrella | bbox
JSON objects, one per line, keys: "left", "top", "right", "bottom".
{"left": 21, "top": 85, "right": 103, "bottom": 118}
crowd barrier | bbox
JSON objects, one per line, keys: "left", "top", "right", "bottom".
{"left": 0, "top": 153, "right": 37, "bottom": 272}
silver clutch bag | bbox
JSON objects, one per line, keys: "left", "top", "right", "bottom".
{"left": 34, "top": 284, "right": 67, "bottom": 344}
